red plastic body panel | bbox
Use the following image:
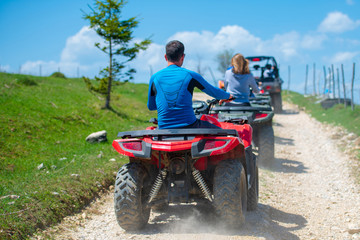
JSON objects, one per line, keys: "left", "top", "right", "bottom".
{"left": 200, "top": 114, "right": 221, "bottom": 127}
{"left": 194, "top": 157, "right": 207, "bottom": 171}
{"left": 112, "top": 114, "right": 251, "bottom": 171}
{"left": 219, "top": 122, "right": 252, "bottom": 148}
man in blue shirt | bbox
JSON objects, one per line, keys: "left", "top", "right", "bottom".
{"left": 147, "top": 40, "right": 233, "bottom": 129}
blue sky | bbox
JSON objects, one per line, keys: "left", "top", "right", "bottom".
{"left": 1, "top": 0, "right": 360, "bottom": 96}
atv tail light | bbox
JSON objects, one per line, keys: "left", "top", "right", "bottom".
{"left": 252, "top": 58, "right": 260, "bottom": 61}
{"left": 122, "top": 141, "right": 142, "bottom": 151}
{"left": 204, "top": 140, "right": 226, "bottom": 150}
{"left": 266, "top": 86, "right": 272, "bottom": 90}
{"left": 255, "top": 113, "right": 268, "bottom": 119}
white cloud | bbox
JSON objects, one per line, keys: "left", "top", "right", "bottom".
{"left": 335, "top": 37, "right": 360, "bottom": 46}
{"left": 346, "top": 0, "right": 355, "bottom": 5}
{"left": 301, "top": 33, "right": 327, "bottom": 49}
{"left": 330, "top": 51, "right": 359, "bottom": 63}
{"left": 0, "top": 64, "right": 10, "bottom": 72}
{"left": 60, "top": 26, "right": 105, "bottom": 63}
{"left": 169, "top": 26, "right": 261, "bottom": 56}
{"left": 20, "top": 26, "right": 108, "bottom": 77}
{"left": 259, "top": 31, "right": 301, "bottom": 59}
{"left": 17, "top": 24, "right": 331, "bottom": 82}
{"left": 130, "top": 41, "right": 165, "bottom": 73}
{"left": 318, "top": 11, "right": 360, "bottom": 33}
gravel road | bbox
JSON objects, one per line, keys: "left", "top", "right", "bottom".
{"left": 36, "top": 98, "right": 360, "bottom": 240}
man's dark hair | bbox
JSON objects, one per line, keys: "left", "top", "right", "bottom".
{"left": 166, "top": 40, "right": 184, "bottom": 62}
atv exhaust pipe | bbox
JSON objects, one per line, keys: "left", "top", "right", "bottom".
{"left": 148, "top": 170, "right": 167, "bottom": 203}
{"left": 192, "top": 169, "right": 213, "bottom": 202}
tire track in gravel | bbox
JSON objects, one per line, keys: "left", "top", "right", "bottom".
{"left": 36, "top": 97, "right": 360, "bottom": 240}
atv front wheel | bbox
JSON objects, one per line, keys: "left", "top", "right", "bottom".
{"left": 213, "top": 159, "right": 247, "bottom": 227}
{"left": 114, "top": 162, "right": 150, "bottom": 231}
{"left": 247, "top": 158, "right": 259, "bottom": 211}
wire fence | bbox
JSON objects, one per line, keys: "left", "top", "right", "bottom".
{"left": 287, "top": 63, "right": 359, "bottom": 110}
{"left": 0, "top": 65, "right": 82, "bottom": 79}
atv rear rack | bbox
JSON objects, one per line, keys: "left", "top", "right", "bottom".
{"left": 117, "top": 128, "right": 239, "bottom": 139}
{"left": 212, "top": 106, "right": 272, "bottom": 112}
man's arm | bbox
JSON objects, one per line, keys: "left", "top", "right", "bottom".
{"left": 191, "top": 71, "right": 230, "bottom": 100}
{"left": 147, "top": 77, "right": 157, "bottom": 110}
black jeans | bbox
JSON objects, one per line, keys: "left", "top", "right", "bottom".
{"left": 180, "top": 119, "right": 221, "bottom": 129}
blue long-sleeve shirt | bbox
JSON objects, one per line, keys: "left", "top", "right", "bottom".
{"left": 148, "top": 64, "right": 230, "bottom": 129}
{"left": 224, "top": 68, "right": 259, "bottom": 103}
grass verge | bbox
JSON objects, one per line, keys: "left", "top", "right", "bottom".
{"left": 0, "top": 72, "right": 155, "bottom": 239}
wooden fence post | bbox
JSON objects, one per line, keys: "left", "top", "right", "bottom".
{"left": 331, "top": 64, "right": 335, "bottom": 99}
{"left": 323, "top": 66, "right": 327, "bottom": 96}
{"left": 305, "top": 64, "right": 308, "bottom": 95}
{"left": 341, "top": 64, "right": 347, "bottom": 108}
{"left": 337, "top": 68, "right": 340, "bottom": 104}
{"left": 313, "top": 63, "right": 316, "bottom": 95}
{"left": 318, "top": 72, "right": 321, "bottom": 95}
{"left": 328, "top": 67, "right": 332, "bottom": 97}
{"left": 351, "top": 62, "right": 355, "bottom": 111}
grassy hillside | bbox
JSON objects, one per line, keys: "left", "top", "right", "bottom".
{"left": 0, "top": 72, "right": 155, "bottom": 239}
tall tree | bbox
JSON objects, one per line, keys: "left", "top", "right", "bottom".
{"left": 83, "top": 0, "right": 151, "bottom": 109}
{"left": 215, "top": 49, "right": 233, "bottom": 74}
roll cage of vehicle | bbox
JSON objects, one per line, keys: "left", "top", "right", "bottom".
{"left": 246, "top": 56, "right": 279, "bottom": 79}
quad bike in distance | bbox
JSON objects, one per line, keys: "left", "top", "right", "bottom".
{"left": 246, "top": 56, "right": 283, "bottom": 113}
{"left": 196, "top": 97, "right": 275, "bottom": 165}
{"left": 112, "top": 101, "right": 258, "bottom": 231}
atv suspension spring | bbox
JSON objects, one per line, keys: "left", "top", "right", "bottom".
{"left": 148, "top": 170, "right": 167, "bottom": 203}
{"left": 192, "top": 169, "right": 213, "bottom": 202}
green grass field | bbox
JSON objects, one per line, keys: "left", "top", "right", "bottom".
{"left": 0, "top": 72, "right": 155, "bottom": 239}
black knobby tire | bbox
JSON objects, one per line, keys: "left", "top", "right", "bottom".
{"left": 114, "top": 162, "right": 150, "bottom": 231}
{"left": 271, "top": 92, "right": 282, "bottom": 113}
{"left": 213, "top": 159, "right": 247, "bottom": 227}
{"left": 247, "top": 156, "right": 259, "bottom": 211}
{"left": 257, "top": 124, "right": 275, "bottom": 164}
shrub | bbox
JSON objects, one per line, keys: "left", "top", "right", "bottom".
{"left": 17, "top": 77, "right": 38, "bottom": 86}
{"left": 50, "top": 72, "right": 66, "bottom": 78}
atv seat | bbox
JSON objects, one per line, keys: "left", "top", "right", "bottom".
{"left": 118, "top": 128, "right": 239, "bottom": 139}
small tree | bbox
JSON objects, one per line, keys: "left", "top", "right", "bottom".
{"left": 215, "top": 49, "right": 234, "bottom": 74}
{"left": 83, "top": 0, "right": 151, "bottom": 109}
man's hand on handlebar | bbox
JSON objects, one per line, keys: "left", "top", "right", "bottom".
{"left": 219, "top": 94, "right": 235, "bottom": 105}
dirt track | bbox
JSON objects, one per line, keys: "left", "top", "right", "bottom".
{"left": 36, "top": 97, "right": 360, "bottom": 240}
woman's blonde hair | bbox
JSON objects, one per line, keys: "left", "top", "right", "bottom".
{"left": 231, "top": 53, "right": 250, "bottom": 74}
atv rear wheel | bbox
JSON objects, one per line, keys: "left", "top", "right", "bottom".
{"left": 271, "top": 92, "right": 282, "bottom": 113}
{"left": 114, "top": 162, "right": 150, "bottom": 231}
{"left": 255, "top": 124, "right": 275, "bottom": 164}
{"left": 247, "top": 159, "right": 259, "bottom": 211}
{"left": 213, "top": 159, "right": 247, "bottom": 227}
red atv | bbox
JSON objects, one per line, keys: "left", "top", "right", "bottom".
{"left": 112, "top": 100, "right": 258, "bottom": 231}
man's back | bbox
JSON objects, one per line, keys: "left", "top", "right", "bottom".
{"left": 148, "top": 65, "right": 229, "bottom": 129}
